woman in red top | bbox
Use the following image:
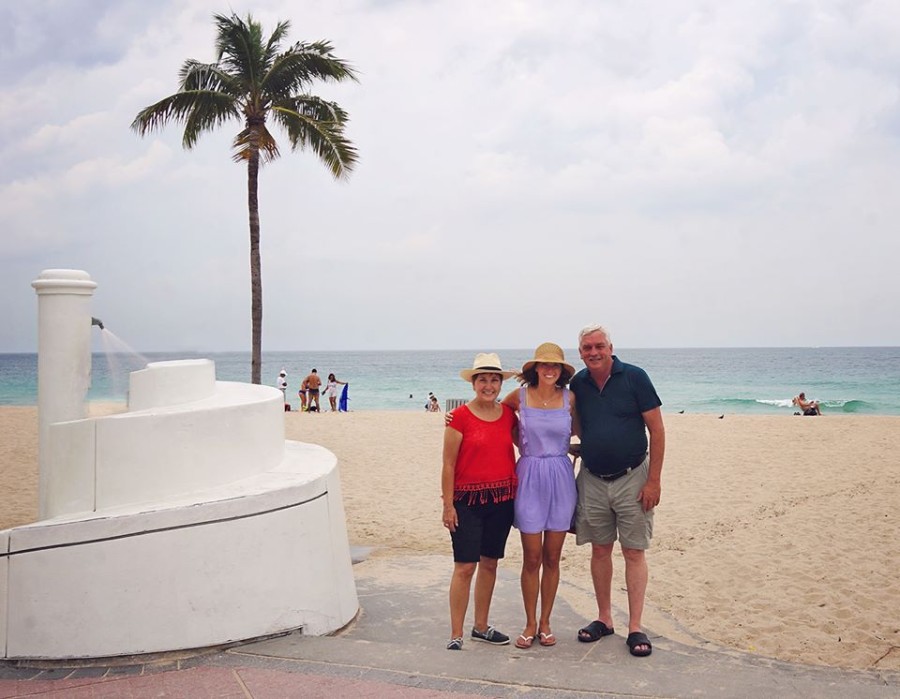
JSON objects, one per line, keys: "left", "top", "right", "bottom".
{"left": 441, "top": 353, "right": 518, "bottom": 651}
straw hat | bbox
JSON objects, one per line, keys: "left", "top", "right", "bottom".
{"left": 521, "top": 342, "right": 575, "bottom": 376}
{"left": 459, "top": 352, "right": 516, "bottom": 381}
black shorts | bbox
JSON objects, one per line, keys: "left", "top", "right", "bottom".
{"left": 449, "top": 499, "right": 514, "bottom": 563}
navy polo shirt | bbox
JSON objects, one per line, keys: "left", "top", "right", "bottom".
{"left": 570, "top": 356, "right": 662, "bottom": 476}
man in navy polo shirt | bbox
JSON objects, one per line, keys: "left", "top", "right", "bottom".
{"left": 570, "top": 324, "right": 665, "bottom": 657}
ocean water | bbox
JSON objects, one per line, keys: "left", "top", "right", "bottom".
{"left": 1, "top": 346, "right": 899, "bottom": 415}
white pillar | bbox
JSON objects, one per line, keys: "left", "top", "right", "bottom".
{"left": 31, "top": 269, "right": 98, "bottom": 519}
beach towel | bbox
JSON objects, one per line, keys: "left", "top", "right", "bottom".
{"left": 339, "top": 383, "right": 349, "bottom": 412}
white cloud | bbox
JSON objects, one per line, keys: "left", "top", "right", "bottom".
{"left": 2, "top": 0, "right": 900, "bottom": 352}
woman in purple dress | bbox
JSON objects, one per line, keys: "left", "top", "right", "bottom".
{"left": 502, "top": 343, "right": 577, "bottom": 649}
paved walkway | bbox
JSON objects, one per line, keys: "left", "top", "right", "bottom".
{"left": 2, "top": 554, "right": 898, "bottom": 698}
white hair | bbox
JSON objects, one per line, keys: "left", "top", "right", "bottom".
{"left": 578, "top": 324, "right": 611, "bottom": 346}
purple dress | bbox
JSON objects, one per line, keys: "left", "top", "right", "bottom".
{"left": 514, "top": 387, "right": 577, "bottom": 534}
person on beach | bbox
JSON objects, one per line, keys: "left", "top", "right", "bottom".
{"left": 442, "top": 353, "right": 518, "bottom": 651}
{"left": 427, "top": 395, "right": 441, "bottom": 412}
{"left": 304, "top": 369, "right": 322, "bottom": 412}
{"left": 298, "top": 378, "right": 309, "bottom": 412}
{"left": 792, "top": 392, "right": 822, "bottom": 416}
{"left": 571, "top": 324, "right": 665, "bottom": 658}
{"left": 503, "top": 343, "right": 577, "bottom": 650}
{"left": 323, "top": 373, "right": 348, "bottom": 412}
{"left": 276, "top": 369, "right": 288, "bottom": 408}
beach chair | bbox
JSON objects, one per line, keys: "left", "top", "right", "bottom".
{"left": 445, "top": 398, "right": 467, "bottom": 412}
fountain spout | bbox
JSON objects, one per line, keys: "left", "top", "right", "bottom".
{"left": 92, "top": 317, "right": 105, "bottom": 330}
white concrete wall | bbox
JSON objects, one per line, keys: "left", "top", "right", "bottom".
{"left": 95, "top": 383, "right": 285, "bottom": 511}
{"left": 0, "top": 530, "right": 8, "bottom": 658}
{"left": 43, "top": 376, "right": 286, "bottom": 519}
{"left": 4, "top": 442, "right": 358, "bottom": 659}
{"left": 319, "top": 466, "right": 359, "bottom": 633}
{"left": 128, "top": 359, "right": 216, "bottom": 411}
{"left": 44, "top": 419, "right": 97, "bottom": 516}
{"left": 1, "top": 359, "right": 359, "bottom": 659}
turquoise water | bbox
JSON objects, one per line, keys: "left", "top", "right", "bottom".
{"left": 2, "top": 347, "right": 898, "bottom": 415}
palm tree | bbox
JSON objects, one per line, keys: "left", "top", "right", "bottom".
{"left": 132, "top": 13, "right": 358, "bottom": 384}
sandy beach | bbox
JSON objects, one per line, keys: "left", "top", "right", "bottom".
{"left": 2, "top": 407, "right": 898, "bottom": 671}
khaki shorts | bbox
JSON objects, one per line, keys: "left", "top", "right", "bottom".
{"left": 575, "top": 457, "right": 653, "bottom": 550}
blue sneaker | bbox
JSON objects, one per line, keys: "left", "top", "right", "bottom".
{"left": 446, "top": 637, "right": 463, "bottom": 650}
{"left": 471, "top": 625, "right": 510, "bottom": 645}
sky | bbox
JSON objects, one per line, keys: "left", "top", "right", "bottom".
{"left": 2, "top": 0, "right": 899, "bottom": 354}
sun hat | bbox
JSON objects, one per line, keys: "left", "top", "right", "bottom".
{"left": 459, "top": 352, "right": 516, "bottom": 381}
{"left": 521, "top": 342, "right": 575, "bottom": 376}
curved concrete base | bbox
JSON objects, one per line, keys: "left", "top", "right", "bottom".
{"left": 1, "top": 441, "right": 358, "bottom": 659}
{"left": 0, "top": 360, "right": 359, "bottom": 659}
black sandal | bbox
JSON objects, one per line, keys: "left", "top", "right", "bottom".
{"left": 626, "top": 631, "right": 652, "bottom": 657}
{"left": 577, "top": 620, "right": 614, "bottom": 643}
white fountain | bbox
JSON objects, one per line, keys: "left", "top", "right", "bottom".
{"left": 0, "top": 269, "right": 358, "bottom": 659}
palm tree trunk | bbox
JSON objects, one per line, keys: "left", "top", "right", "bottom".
{"left": 248, "top": 152, "right": 262, "bottom": 384}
